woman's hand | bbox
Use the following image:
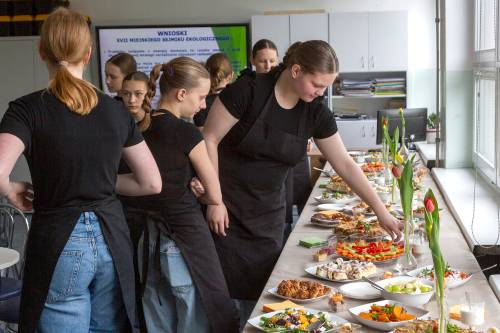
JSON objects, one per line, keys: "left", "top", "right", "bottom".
{"left": 377, "top": 210, "right": 403, "bottom": 242}
{"left": 206, "top": 204, "right": 229, "bottom": 236}
{"left": 190, "top": 177, "right": 206, "bottom": 198}
{"left": 7, "top": 181, "right": 33, "bottom": 211}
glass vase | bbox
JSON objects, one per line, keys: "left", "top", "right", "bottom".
{"left": 434, "top": 278, "right": 448, "bottom": 333}
{"left": 398, "top": 127, "right": 410, "bottom": 159}
{"left": 395, "top": 215, "right": 417, "bottom": 273}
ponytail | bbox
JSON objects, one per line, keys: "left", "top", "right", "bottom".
{"left": 40, "top": 7, "right": 97, "bottom": 115}
{"left": 149, "top": 57, "right": 210, "bottom": 100}
{"left": 205, "top": 53, "right": 233, "bottom": 94}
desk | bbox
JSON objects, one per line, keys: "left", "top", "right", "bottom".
{"left": 242, "top": 160, "right": 500, "bottom": 332}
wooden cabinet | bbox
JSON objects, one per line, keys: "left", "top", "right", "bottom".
{"left": 336, "top": 119, "right": 378, "bottom": 149}
{"left": 329, "top": 11, "right": 408, "bottom": 72}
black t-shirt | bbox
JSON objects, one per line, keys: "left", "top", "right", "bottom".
{"left": 0, "top": 89, "right": 143, "bottom": 210}
{"left": 120, "top": 110, "right": 203, "bottom": 213}
{"left": 218, "top": 71, "right": 338, "bottom": 145}
{"left": 193, "top": 94, "right": 217, "bottom": 127}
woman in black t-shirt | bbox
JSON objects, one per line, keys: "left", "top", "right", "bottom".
{"left": 193, "top": 53, "right": 234, "bottom": 128}
{"left": 120, "top": 58, "right": 239, "bottom": 333}
{"left": 0, "top": 8, "right": 161, "bottom": 333}
{"left": 202, "top": 40, "right": 404, "bottom": 322}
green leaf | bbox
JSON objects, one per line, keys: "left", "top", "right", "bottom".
{"left": 397, "top": 156, "right": 414, "bottom": 220}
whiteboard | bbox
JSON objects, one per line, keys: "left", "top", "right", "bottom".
{"left": 96, "top": 24, "right": 249, "bottom": 105}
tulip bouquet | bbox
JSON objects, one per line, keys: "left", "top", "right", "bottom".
{"left": 383, "top": 122, "right": 400, "bottom": 202}
{"left": 424, "top": 189, "right": 447, "bottom": 333}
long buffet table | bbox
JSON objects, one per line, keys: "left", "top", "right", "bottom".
{"left": 242, "top": 159, "right": 500, "bottom": 332}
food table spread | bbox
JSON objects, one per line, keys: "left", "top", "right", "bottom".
{"left": 242, "top": 153, "right": 500, "bottom": 333}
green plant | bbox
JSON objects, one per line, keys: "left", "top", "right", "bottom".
{"left": 427, "top": 113, "right": 439, "bottom": 129}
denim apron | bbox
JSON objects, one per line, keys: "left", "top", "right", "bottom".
{"left": 214, "top": 70, "right": 309, "bottom": 300}
{"left": 20, "top": 197, "right": 136, "bottom": 333}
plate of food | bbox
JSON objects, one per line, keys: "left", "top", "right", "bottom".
{"left": 406, "top": 264, "right": 471, "bottom": 289}
{"left": 333, "top": 219, "right": 389, "bottom": 238}
{"left": 392, "top": 319, "right": 481, "bottom": 333}
{"left": 349, "top": 300, "right": 429, "bottom": 331}
{"left": 314, "top": 192, "right": 358, "bottom": 205}
{"left": 305, "top": 258, "right": 377, "bottom": 283}
{"left": 326, "top": 176, "right": 352, "bottom": 194}
{"left": 336, "top": 239, "right": 404, "bottom": 263}
{"left": 248, "top": 308, "right": 356, "bottom": 333}
{"left": 311, "top": 210, "right": 354, "bottom": 227}
{"left": 267, "top": 280, "right": 332, "bottom": 303}
{"left": 361, "top": 161, "right": 385, "bottom": 174}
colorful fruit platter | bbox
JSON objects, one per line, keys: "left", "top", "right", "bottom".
{"left": 336, "top": 239, "right": 404, "bottom": 262}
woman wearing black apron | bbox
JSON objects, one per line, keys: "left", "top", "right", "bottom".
{"left": 0, "top": 9, "right": 161, "bottom": 332}
{"left": 194, "top": 52, "right": 234, "bottom": 128}
{"left": 120, "top": 58, "right": 239, "bottom": 333}
{"left": 203, "top": 40, "right": 403, "bottom": 323}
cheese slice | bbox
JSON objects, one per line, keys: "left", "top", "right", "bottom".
{"left": 449, "top": 304, "right": 464, "bottom": 320}
{"left": 262, "top": 300, "right": 303, "bottom": 313}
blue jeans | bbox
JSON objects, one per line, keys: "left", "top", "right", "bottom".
{"left": 141, "top": 219, "right": 209, "bottom": 333}
{"left": 37, "top": 212, "right": 127, "bottom": 333}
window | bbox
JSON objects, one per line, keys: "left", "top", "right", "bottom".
{"left": 473, "top": 0, "right": 498, "bottom": 185}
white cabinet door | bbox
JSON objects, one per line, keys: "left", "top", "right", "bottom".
{"left": 290, "top": 13, "right": 329, "bottom": 44}
{"left": 368, "top": 11, "right": 408, "bottom": 71}
{"left": 329, "top": 12, "right": 369, "bottom": 72}
{"left": 337, "top": 120, "right": 378, "bottom": 149}
{"left": 251, "top": 15, "right": 290, "bottom": 62}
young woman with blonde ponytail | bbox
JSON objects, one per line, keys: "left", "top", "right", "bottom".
{"left": 119, "top": 57, "right": 239, "bottom": 333}
{"left": 193, "top": 52, "right": 233, "bottom": 127}
{"left": 0, "top": 8, "right": 161, "bottom": 332}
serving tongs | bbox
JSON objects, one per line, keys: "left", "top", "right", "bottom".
{"left": 314, "top": 167, "right": 334, "bottom": 177}
{"left": 362, "top": 276, "right": 386, "bottom": 292}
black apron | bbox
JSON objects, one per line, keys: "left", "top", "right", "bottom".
{"left": 142, "top": 209, "right": 239, "bottom": 333}
{"left": 20, "top": 197, "right": 137, "bottom": 333}
{"left": 214, "top": 72, "right": 309, "bottom": 300}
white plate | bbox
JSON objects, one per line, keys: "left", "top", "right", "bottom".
{"left": 406, "top": 265, "right": 472, "bottom": 289}
{"left": 317, "top": 203, "right": 355, "bottom": 211}
{"left": 339, "top": 282, "right": 382, "bottom": 300}
{"left": 349, "top": 300, "right": 429, "bottom": 331}
{"left": 247, "top": 308, "right": 348, "bottom": 333}
{"left": 266, "top": 285, "right": 332, "bottom": 303}
{"left": 305, "top": 263, "right": 377, "bottom": 283}
{"left": 314, "top": 196, "right": 338, "bottom": 204}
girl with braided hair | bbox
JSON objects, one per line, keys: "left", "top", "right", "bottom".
{"left": 119, "top": 57, "right": 239, "bottom": 333}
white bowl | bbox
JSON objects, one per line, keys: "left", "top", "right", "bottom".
{"left": 349, "top": 299, "right": 429, "bottom": 331}
{"left": 375, "top": 276, "right": 434, "bottom": 307}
